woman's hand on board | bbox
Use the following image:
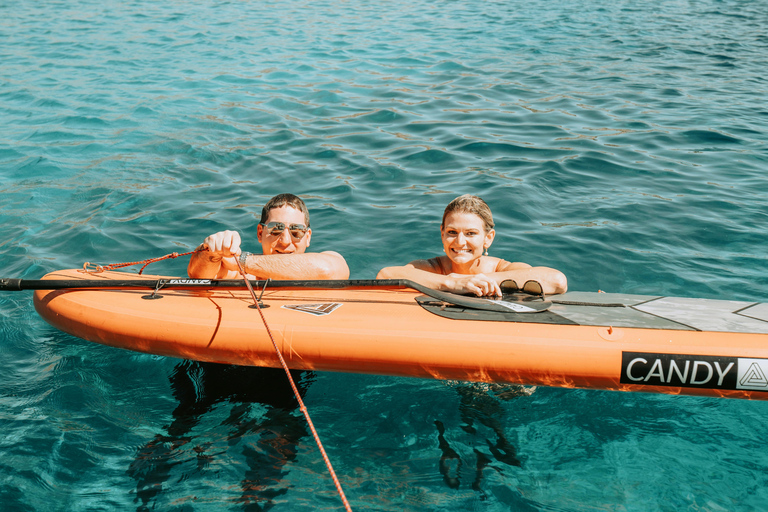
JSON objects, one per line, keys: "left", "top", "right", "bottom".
{"left": 446, "top": 273, "right": 502, "bottom": 297}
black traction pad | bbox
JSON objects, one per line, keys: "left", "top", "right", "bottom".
{"left": 416, "top": 296, "right": 578, "bottom": 324}
{"left": 415, "top": 292, "right": 577, "bottom": 324}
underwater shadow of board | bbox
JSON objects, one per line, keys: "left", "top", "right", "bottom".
{"left": 127, "top": 361, "right": 312, "bottom": 511}
{"left": 435, "top": 383, "right": 536, "bottom": 502}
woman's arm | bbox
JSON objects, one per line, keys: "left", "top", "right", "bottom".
{"left": 491, "top": 260, "right": 568, "bottom": 294}
{"left": 377, "top": 259, "right": 568, "bottom": 296}
{"left": 377, "top": 261, "right": 502, "bottom": 296}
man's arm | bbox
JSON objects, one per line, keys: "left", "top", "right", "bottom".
{"left": 238, "top": 251, "right": 349, "bottom": 280}
{"left": 188, "top": 244, "right": 230, "bottom": 279}
{"left": 188, "top": 230, "right": 242, "bottom": 279}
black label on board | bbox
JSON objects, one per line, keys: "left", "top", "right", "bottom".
{"left": 621, "top": 352, "right": 768, "bottom": 391}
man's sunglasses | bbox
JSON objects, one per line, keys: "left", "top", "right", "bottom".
{"left": 260, "top": 222, "right": 308, "bottom": 240}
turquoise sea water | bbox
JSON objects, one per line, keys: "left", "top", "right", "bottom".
{"left": 2, "top": 0, "right": 768, "bottom": 510}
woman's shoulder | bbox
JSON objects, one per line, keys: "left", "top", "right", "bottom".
{"left": 492, "top": 258, "right": 532, "bottom": 272}
{"left": 409, "top": 256, "right": 450, "bottom": 275}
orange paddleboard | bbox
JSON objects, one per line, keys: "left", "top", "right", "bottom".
{"left": 32, "top": 269, "right": 768, "bottom": 400}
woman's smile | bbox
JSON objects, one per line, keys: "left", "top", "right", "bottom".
{"left": 441, "top": 212, "right": 494, "bottom": 272}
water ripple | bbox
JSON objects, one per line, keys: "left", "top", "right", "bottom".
{"left": 2, "top": 0, "right": 768, "bottom": 509}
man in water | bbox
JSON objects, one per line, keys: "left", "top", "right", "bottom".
{"left": 130, "top": 194, "right": 347, "bottom": 510}
{"left": 188, "top": 192, "right": 349, "bottom": 280}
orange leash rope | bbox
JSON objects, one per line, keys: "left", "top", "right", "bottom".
{"left": 81, "top": 249, "right": 200, "bottom": 275}
{"left": 235, "top": 257, "right": 353, "bottom": 512}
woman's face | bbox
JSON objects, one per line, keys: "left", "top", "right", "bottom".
{"left": 440, "top": 211, "right": 494, "bottom": 267}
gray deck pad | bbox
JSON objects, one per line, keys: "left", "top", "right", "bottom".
{"left": 417, "top": 290, "right": 768, "bottom": 333}
{"left": 739, "top": 303, "right": 768, "bottom": 323}
{"left": 548, "top": 292, "right": 692, "bottom": 330}
{"left": 634, "top": 297, "right": 768, "bottom": 334}
{"left": 552, "top": 291, "right": 659, "bottom": 306}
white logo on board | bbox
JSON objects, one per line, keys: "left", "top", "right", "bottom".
{"left": 487, "top": 300, "right": 537, "bottom": 313}
{"left": 282, "top": 303, "right": 342, "bottom": 316}
{"left": 737, "top": 359, "right": 768, "bottom": 390}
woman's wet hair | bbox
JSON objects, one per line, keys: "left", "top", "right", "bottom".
{"left": 260, "top": 193, "right": 310, "bottom": 227}
{"left": 442, "top": 194, "right": 494, "bottom": 232}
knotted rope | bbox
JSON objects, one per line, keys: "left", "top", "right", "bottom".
{"left": 80, "top": 249, "right": 201, "bottom": 275}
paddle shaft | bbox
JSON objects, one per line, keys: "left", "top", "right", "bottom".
{"left": 1, "top": 276, "right": 541, "bottom": 313}
{"left": 0, "top": 277, "right": 405, "bottom": 291}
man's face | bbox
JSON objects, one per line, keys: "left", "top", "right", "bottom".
{"left": 257, "top": 205, "right": 311, "bottom": 255}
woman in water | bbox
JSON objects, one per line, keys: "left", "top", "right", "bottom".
{"left": 376, "top": 194, "right": 567, "bottom": 296}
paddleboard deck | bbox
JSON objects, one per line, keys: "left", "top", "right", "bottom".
{"left": 32, "top": 269, "right": 768, "bottom": 400}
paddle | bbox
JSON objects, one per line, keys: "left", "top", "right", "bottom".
{"left": 0, "top": 276, "right": 548, "bottom": 313}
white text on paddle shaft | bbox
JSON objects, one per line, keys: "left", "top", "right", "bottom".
{"left": 625, "top": 357, "right": 734, "bottom": 386}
